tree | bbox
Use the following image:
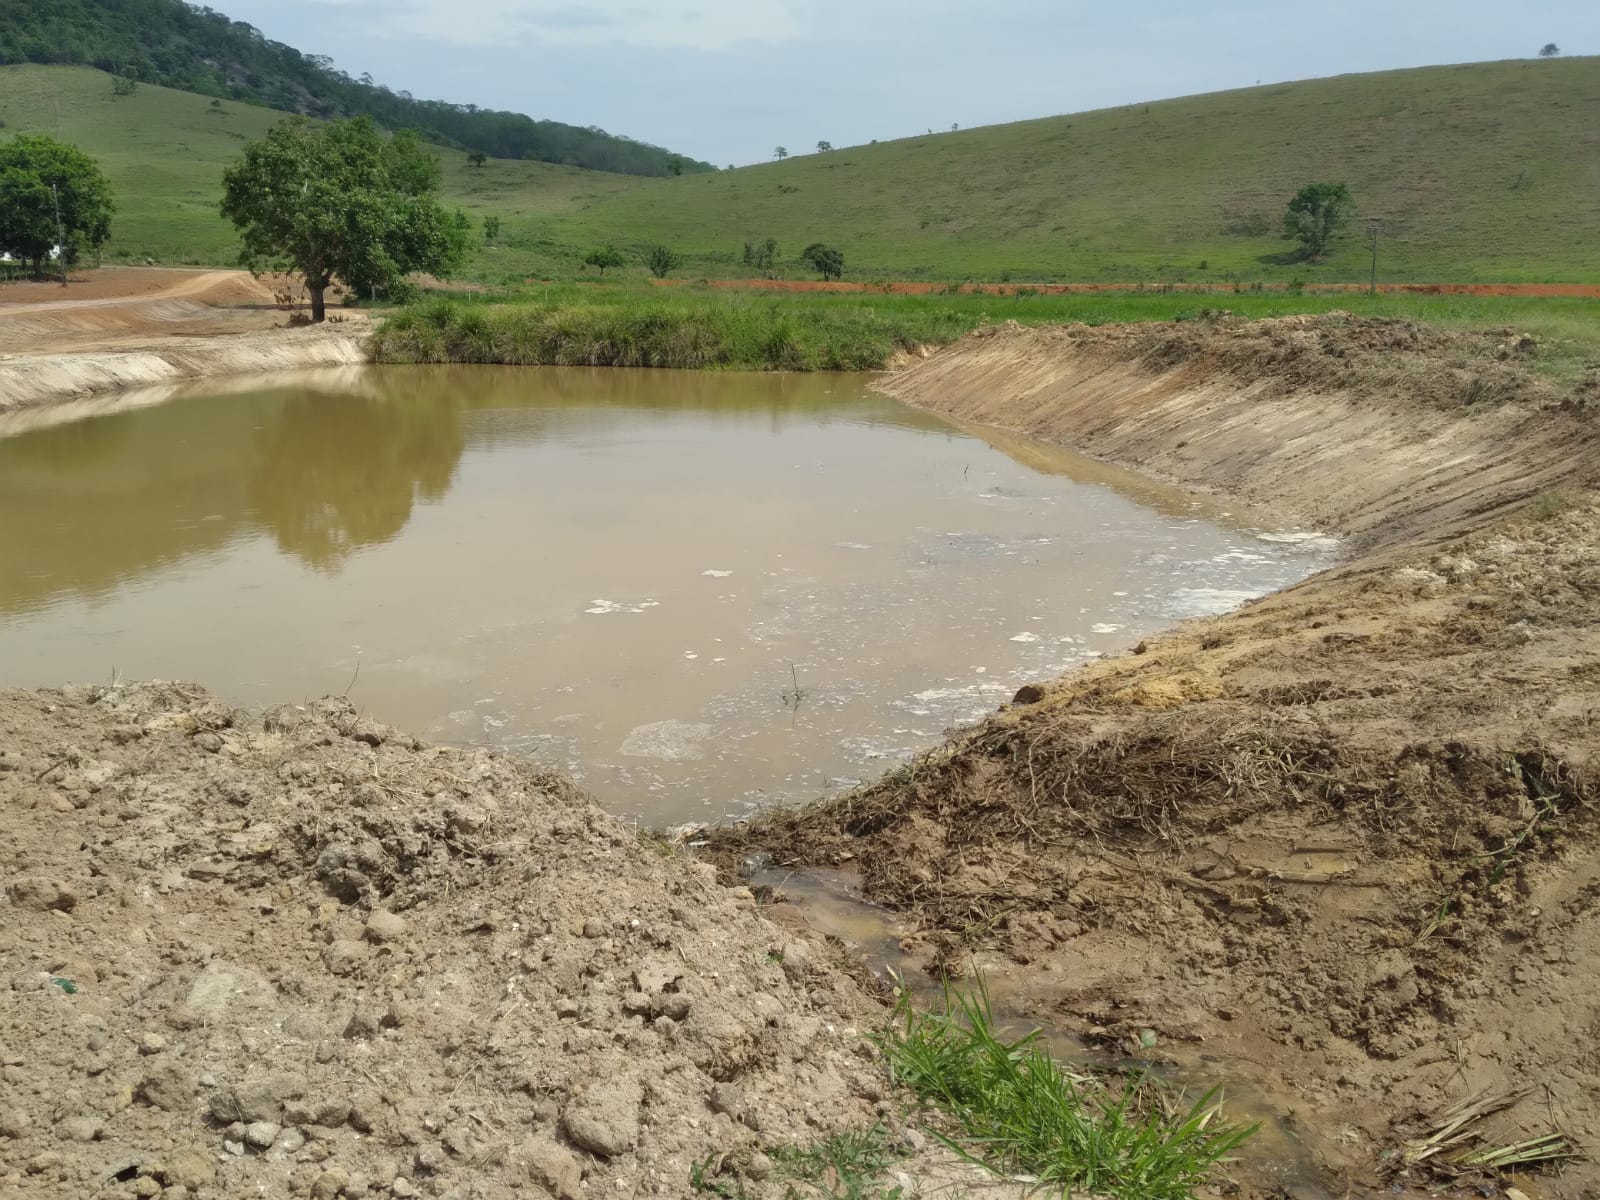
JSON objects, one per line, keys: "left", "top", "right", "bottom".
{"left": 467, "top": 152, "right": 488, "bottom": 168}
{"left": 1282, "top": 182, "right": 1353, "bottom": 261}
{"left": 1539, "top": 43, "right": 1561, "bottom": 57}
{"left": 742, "top": 237, "right": 778, "bottom": 276}
{"left": 774, "top": 146, "right": 789, "bottom": 160}
{"left": 0, "top": 135, "right": 115, "bottom": 277}
{"left": 220, "top": 117, "right": 470, "bottom": 322}
{"left": 668, "top": 156, "right": 686, "bottom": 176}
{"left": 816, "top": 140, "right": 833, "bottom": 153}
{"left": 801, "top": 242, "right": 844, "bottom": 282}
{"left": 483, "top": 215, "right": 502, "bottom": 244}
{"left": 645, "top": 246, "right": 682, "bottom": 278}
{"left": 583, "top": 246, "right": 626, "bottom": 275}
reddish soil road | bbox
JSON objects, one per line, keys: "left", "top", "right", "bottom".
{"left": 650, "top": 278, "right": 1600, "bottom": 297}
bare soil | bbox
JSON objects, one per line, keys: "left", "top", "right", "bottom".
{"left": 0, "top": 269, "right": 366, "bottom": 410}
{"left": 651, "top": 279, "right": 1600, "bottom": 298}
{"left": 716, "top": 316, "right": 1600, "bottom": 1199}
{"left": 0, "top": 684, "right": 1025, "bottom": 1199}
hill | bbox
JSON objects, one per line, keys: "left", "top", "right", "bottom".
{"left": 0, "top": 66, "right": 646, "bottom": 270}
{"left": 4, "top": 58, "right": 1596, "bottom": 284}
{"left": 541, "top": 57, "right": 1600, "bottom": 284}
{"left": 0, "top": 0, "right": 711, "bottom": 176}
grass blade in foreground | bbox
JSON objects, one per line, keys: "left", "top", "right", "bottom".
{"left": 875, "top": 976, "right": 1254, "bottom": 1199}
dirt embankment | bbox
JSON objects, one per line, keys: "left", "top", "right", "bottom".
{"left": 0, "top": 684, "right": 1003, "bottom": 1200}
{"left": 724, "top": 316, "right": 1600, "bottom": 1198}
{"left": 0, "top": 270, "right": 368, "bottom": 411}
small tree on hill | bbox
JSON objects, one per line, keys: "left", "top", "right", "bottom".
{"left": 583, "top": 246, "right": 626, "bottom": 275}
{"left": 0, "top": 135, "right": 115, "bottom": 277}
{"left": 742, "top": 237, "right": 778, "bottom": 276}
{"left": 1539, "top": 42, "right": 1561, "bottom": 57}
{"left": 467, "top": 152, "right": 488, "bottom": 168}
{"left": 221, "top": 117, "right": 470, "bottom": 322}
{"left": 645, "top": 246, "right": 682, "bottom": 278}
{"left": 1282, "top": 182, "right": 1352, "bottom": 261}
{"left": 483, "top": 215, "right": 502, "bottom": 244}
{"left": 802, "top": 242, "right": 844, "bottom": 282}
{"left": 816, "top": 140, "right": 833, "bottom": 153}
{"left": 774, "top": 146, "right": 789, "bottom": 160}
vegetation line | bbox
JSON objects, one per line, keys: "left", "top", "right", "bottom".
{"left": 369, "top": 286, "right": 1600, "bottom": 377}
{"left": 368, "top": 290, "right": 968, "bottom": 371}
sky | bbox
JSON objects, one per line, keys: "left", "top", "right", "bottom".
{"left": 209, "top": 0, "right": 1598, "bottom": 166}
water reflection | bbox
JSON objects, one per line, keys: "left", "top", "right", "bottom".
{"left": 250, "top": 392, "right": 465, "bottom": 570}
{"left": 0, "top": 367, "right": 962, "bottom": 616}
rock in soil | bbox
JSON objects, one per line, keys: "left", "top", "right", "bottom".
{"left": 0, "top": 683, "right": 884, "bottom": 1199}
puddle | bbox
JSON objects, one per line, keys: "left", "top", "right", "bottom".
{"left": 753, "top": 867, "right": 1346, "bottom": 1200}
{"left": 0, "top": 364, "right": 1331, "bottom": 825}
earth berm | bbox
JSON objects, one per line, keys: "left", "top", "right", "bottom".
{"left": 715, "top": 314, "right": 1600, "bottom": 1199}
{"left": 0, "top": 684, "right": 1012, "bottom": 1199}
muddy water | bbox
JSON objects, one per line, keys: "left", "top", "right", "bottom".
{"left": 0, "top": 365, "right": 1330, "bottom": 825}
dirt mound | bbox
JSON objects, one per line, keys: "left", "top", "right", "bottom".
{"left": 876, "top": 316, "right": 1599, "bottom": 550}
{"left": 0, "top": 683, "right": 896, "bottom": 1199}
{"left": 715, "top": 319, "right": 1600, "bottom": 1196}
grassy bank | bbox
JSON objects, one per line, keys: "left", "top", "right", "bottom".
{"left": 370, "top": 284, "right": 1600, "bottom": 375}
{"left": 369, "top": 286, "right": 978, "bottom": 370}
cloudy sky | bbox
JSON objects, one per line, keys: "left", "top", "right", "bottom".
{"left": 212, "top": 0, "right": 1596, "bottom": 165}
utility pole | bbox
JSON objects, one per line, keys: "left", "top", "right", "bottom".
{"left": 51, "top": 182, "right": 67, "bottom": 288}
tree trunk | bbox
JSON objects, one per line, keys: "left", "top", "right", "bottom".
{"left": 309, "top": 282, "right": 327, "bottom": 324}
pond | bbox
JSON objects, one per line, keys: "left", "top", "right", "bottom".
{"left": 0, "top": 366, "right": 1331, "bottom": 825}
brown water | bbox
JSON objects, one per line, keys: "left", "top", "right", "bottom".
{"left": 0, "top": 365, "right": 1331, "bottom": 825}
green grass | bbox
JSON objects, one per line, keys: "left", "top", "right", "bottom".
{"left": 0, "top": 64, "right": 645, "bottom": 268}
{"left": 877, "top": 978, "right": 1254, "bottom": 1200}
{"left": 543, "top": 57, "right": 1600, "bottom": 284}
{"left": 370, "top": 283, "right": 1600, "bottom": 375}
{"left": 692, "top": 1127, "right": 909, "bottom": 1199}
{"left": 5, "top": 58, "right": 1599, "bottom": 283}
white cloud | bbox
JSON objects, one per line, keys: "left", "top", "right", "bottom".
{"left": 342, "top": 0, "right": 807, "bottom": 50}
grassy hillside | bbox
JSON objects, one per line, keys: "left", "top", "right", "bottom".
{"left": 3, "top": 58, "right": 1597, "bottom": 283}
{"left": 0, "top": 65, "right": 646, "bottom": 269}
{"left": 540, "top": 57, "right": 1600, "bottom": 283}
{"left": 0, "top": 0, "right": 711, "bottom": 175}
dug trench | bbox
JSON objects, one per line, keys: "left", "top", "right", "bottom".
{"left": 712, "top": 315, "right": 1600, "bottom": 1198}
{"left": 1, "top": 312, "right": 1596, "bottom": 1200}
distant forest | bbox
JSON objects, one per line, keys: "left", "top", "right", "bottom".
{"left": 0, "top": 0, "right": 714, "bottom": 176}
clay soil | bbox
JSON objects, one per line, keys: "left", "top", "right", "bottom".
{"left": 0, "top": 269, "right": 367, "bottom": 409}
{"left": 652, "top": 279, "right": 1600, "bottom": 298}
{"left": 717, "top": 315, "right": 1600, "bottom": 1199}
{"left": 0, "top": 685, "right": 1034, "bottom": 1199}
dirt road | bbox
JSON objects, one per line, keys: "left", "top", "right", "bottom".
{"left": 0, "top": 268, "right": 279, "bottom": 314}
{"left": 652, "top": 277, "right": 1600, "bottom": 297}
{"left": 0, "top": 269, "right": 365, "bottom": 410}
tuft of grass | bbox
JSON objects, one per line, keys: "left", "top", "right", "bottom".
{"left": 875, "top": 975, "right": 1254, "bottom": 1200}
{"left": 691, "top": 1128, "right": 907, "bottom": 1199}
{"left": 771, "top": 1126, "right": 906, "bottom": 1198}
